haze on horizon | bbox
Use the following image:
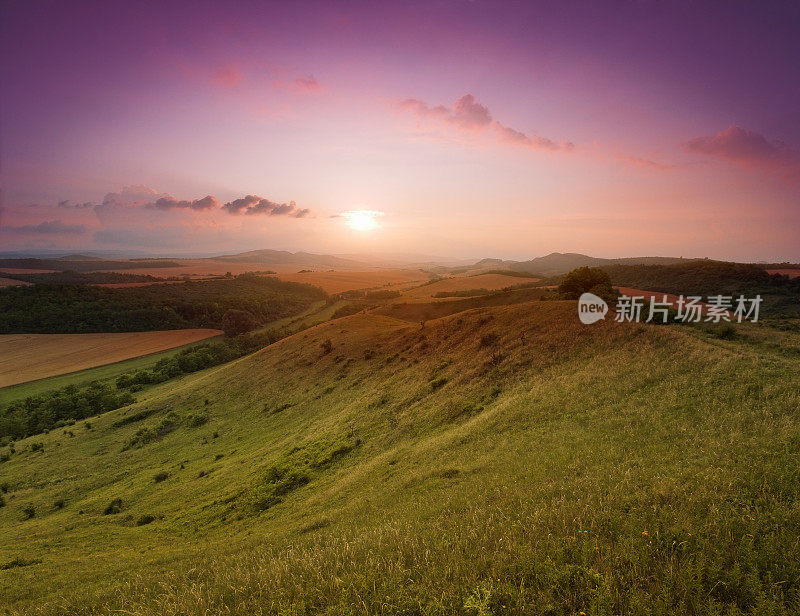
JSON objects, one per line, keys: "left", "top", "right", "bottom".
{"left": 1, "top": 1, "right": 799, "bottom": 262}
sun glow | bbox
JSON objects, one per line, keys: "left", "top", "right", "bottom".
{"left": 341, "top": 210, "right": 382, "bottom": 231}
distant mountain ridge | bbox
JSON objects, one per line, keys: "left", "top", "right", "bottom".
{"left": 212, "top": 249, "right": 371, "bottom": 269}
{"left": 467, "top": 252, "right": 692, "bottom": 276}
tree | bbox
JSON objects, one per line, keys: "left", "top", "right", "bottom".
{"left": 557, "top": 266, "right": 617, "bottom": 303}
{"left": 221, "top": 309, "right": 260, "bottom": 337}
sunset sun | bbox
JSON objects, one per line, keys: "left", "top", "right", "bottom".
{"left": 342, "top": 210, "right": 382, "bottom": 231}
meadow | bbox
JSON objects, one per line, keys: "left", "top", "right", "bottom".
{"left": 1, "top": 296, "right": 798, "bottom": 615}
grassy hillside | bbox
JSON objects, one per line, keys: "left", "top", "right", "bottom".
{"left": 1, "top": 301, "right": 799, "bottom": 614}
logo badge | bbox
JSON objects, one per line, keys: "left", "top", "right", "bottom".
{"left": 578, "top": 292, "right": 608, "bottom": 324}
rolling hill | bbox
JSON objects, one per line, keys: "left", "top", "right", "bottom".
{"left": 1, "top": 299, "right": 799, "bottom": 614}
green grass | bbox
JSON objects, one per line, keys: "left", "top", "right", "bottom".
{"left": 1, "top": 302, "right": 799, "bottom": 614}
{"left": 0, "top": 336, "right": 223, "bottom": 405}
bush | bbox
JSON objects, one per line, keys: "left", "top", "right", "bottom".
{"left": 136, "top": 514, "right": 155, "bottom": 526}
{"left": 430, "top": 376, "right": 448, "bottom": 390}
{"left": 321, "top": 339, "right": 333, "bottom": 354}
{"left": 185, "top": 413, "right": 209, "bottom": 427}
{"left": 21, "top": 504, "right": 35, "bottom": 520}
{"left": 153, "top": 471, "right": 169, "bottom": 483}
{"left": 103, "top": 498, "right": 123, "bottom": 515}
{"left": 251, "top": 467, "right": 310, "bottom": 512}
{"left": 112, "top": 408, "right": 156, "bottom": 428}
{"left": 123, "top": 412, "right": 182, "bottom": 450}
{"left": 53, "top": 499, "right": 65, "bottom": 510}
{"left": 480, "top": 332, "right": 500, "bottom": 347}
{"left": 558, "top": 266, "right": 617, "bottom": 303}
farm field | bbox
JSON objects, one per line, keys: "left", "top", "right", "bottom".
{"left": 267, "top": 269, "right": 429, "bottom": 293}
{"left": 0, "top": 277, "right": 31, "bottom": 287}
{"left": 0, "top": 329, "right": 222, "bottom": 388}
{"left": 0, "top": 336, "right": 223, "bottom": 405}
{"left": 399, "top": 272, "right": 538, "bottom": 300}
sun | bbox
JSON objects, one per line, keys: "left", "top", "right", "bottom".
{"left": 341, "top": 210, "right": 382, "bottom": 231}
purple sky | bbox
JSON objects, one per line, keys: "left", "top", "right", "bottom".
{"left": 1, "top": 0, "right": 799, "bottom": 260}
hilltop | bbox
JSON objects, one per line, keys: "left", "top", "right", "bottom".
{"left": 1, "top": 298, "right": 799, "bottom": 614}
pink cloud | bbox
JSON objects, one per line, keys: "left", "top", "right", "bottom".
{"left": 222, "top": 195, "right": 310, "bottom": 217}
{"left": 210, "top": 65, "right": 242, "bottom": 88}
{"left": 1, "top": 220, "right": 87, "bottom": 235}
{"left": 148, "top": 195, "right": 220, "bottom": 211}
{"left": 397, "top": 93, "right": 573, "bottom": 152}
{"left": 685, "top": 126, "right": 799, "bottom": 169}
{"left": 290, "top": 75, "right": 323, "bottom": 94}
{"left": 616, "top": 154, "right": 677, "bottom": 171}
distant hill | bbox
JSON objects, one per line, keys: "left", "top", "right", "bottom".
{"left": 462, "top": 252, "right": 691, "bottom": 276}
{"left": 57, "top": 254, "right": 103, "bottom": 261}
{"left": 0, "top": 257, "right": 181, "bottom": 272}
{"left": 212, "top": 249, "right": 371, "bottom": 269}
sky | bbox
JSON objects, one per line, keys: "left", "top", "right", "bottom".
{"left": 1, "top": 0, "right": 799, "bottom": 262}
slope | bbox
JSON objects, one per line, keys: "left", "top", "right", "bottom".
{"left": 0, "top": 301, "right": 798, "bottom": 615}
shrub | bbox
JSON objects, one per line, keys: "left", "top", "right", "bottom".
{"left": 21, "top": 504, "right": 35, "bottom": 520}
{"left": 123, "top": 412, "right": 181, "bottom": 449}
{"left": 136, "top": 514, "right": 155, "bottom": 526}
{"left": 480, "top": 332, "right": 500, "bottom": 347}
{"left": 558, "top": 266, "right": 617, "bottom": 303}
{"left": 153, "top": 471, "right": 169, "bottom": 483}
{"left": 103, "top": 498, "right": 123, "bottom": 515}
{"left": 251, "top": 467, "right": 310, "bottom": 512}
{"left": 430, "top": 376, "right": 448, "bottom": 390}
{"left": 112, "top": 408, "right": 156, "bottom": 428}
{"left": 30, "top": 442, "right": 44, "bottom": 452}
{"left": 53, "top": 498, "right": 65, "bottom": 510}
{"left": 0, "top": 557, "right": 41, "bottom": 570}
{"left": 185, "top": 413, "right": 208, "bottom": 428}
{"left": 321, "top": 339, "right": 333, "bottom": 354}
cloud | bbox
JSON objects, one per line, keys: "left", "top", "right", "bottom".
{"left": 210, "top": 65, "right": 242, "bottom": 88}
{"left": 100, "top": 185, "right": 161, "bottom": 208}
{"left": 222, "top": 195, "right": 309, "bottom": 217}
{"left": 59, "top": 186, "right": 217, "bottom": 215}
{"left": 290, "top": 75, "right": 322, "bottom": 94}
{"left": 3, "top": 220, "right": 87, "bottom": 234}
{"left": 397, "top": 93, "right": 574, "bottom": 152}
{"left": 616, "top": 154, "right": 678, "bottom": 171}
{"left": 684, "top": 126, "right": 799, "bottom": 169}
{"left": 148, "top": 195, "right": 220, "bottom": 211}
{"left": 58, "top": 200, "right": 95, "bottom": 209}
